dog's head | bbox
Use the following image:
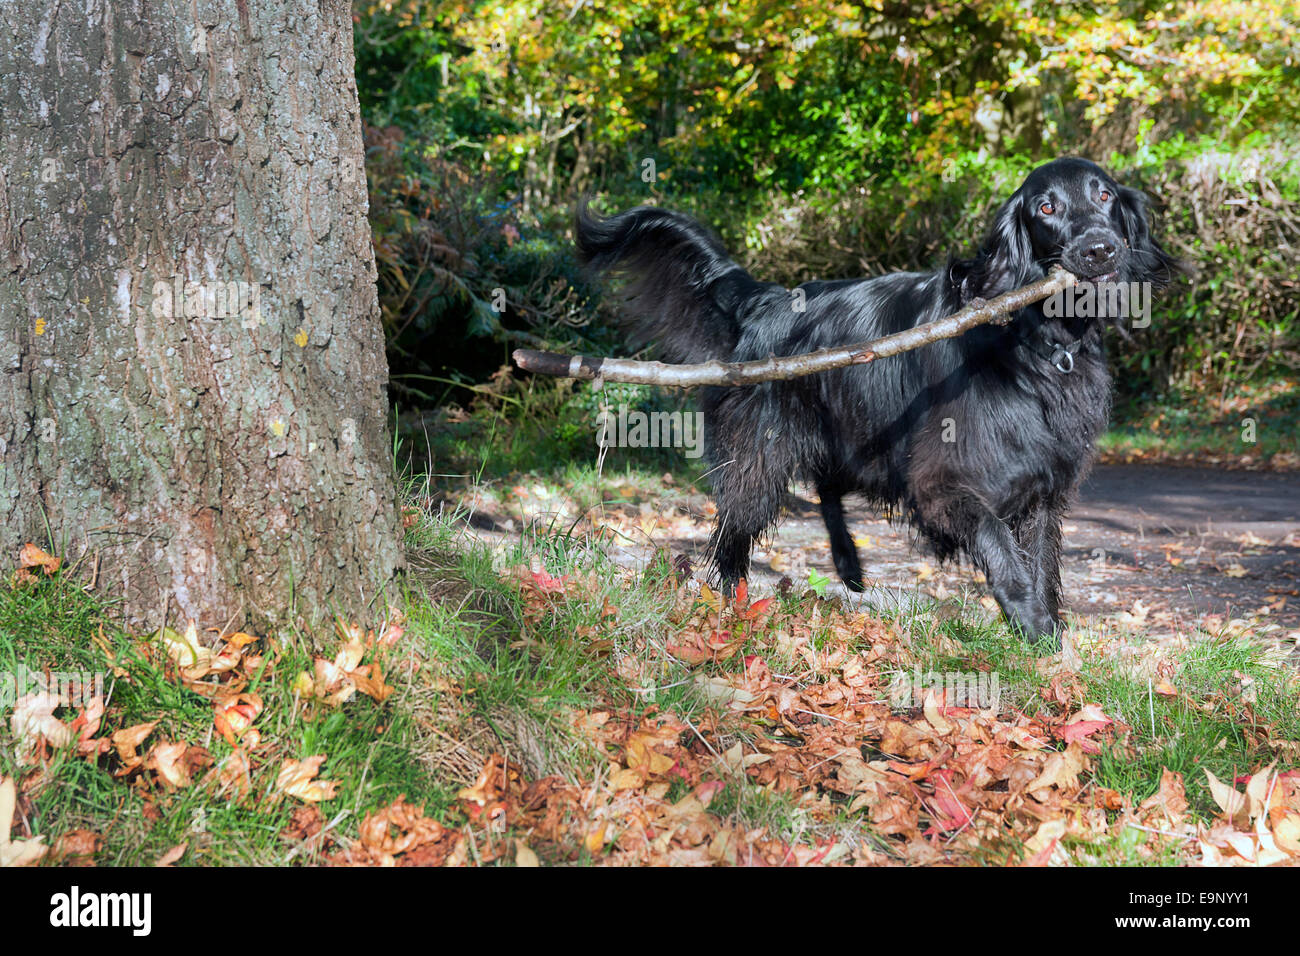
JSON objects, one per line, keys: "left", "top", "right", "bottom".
{"left": 952, "top": 157, "right": 1181, "bottom": 302}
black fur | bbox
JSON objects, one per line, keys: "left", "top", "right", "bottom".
{"left": 577, "top": 158, "right": 1180, "bottom": 646}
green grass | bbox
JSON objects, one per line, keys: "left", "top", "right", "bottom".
{"left": 399, "top": 376, "right": 696, "bottom": 483}
{"left": 3, "top": 496, "right": 1297, "bottom": 865}
{"left": 0, "top": 564, "right": 449, "bottom": 864}
{"left": 1086, "top": 636, "right": 1300, "bottom": 816}
{"left": 0, "top": 582, "right": 283, "bottom": 864}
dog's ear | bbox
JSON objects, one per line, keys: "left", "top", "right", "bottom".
{"left": 950, "top": 192, "right": 1037, "bottom": 302}
{"left": 1116, "top": 186, "right": 1184, "bottom": 287}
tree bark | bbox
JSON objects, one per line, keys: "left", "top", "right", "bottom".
{"left": 0, "top": 0, "right": 404, "bottom": 633}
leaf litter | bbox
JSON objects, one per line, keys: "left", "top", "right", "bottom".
{"left": 5, "top": 543, "right": 1298, "bottom": 867}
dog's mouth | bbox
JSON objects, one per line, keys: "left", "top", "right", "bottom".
{"left": 1078, "top": 269, "right": 1119, "bottom": 284}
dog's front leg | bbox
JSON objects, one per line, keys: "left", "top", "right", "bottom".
{"left": 973, "top": 510, "right": 1061, "bottom": 648}
{"left": 1013, "top": 504, "right": 1065, "bottom": 640}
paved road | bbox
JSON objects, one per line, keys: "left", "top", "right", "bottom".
{"left": 469, "top": 464, "right": 1300, "bottom": 639}
{"left": 1064, "top": 465, "right": 1300, "bottom": 630}
{"left": 661, "top": 465, "right": 1300, "bottom": 636}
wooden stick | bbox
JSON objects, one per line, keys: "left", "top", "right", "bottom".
{"left": 513, "top": 269, "right": 1078, "bottom": 387}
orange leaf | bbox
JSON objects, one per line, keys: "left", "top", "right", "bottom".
{"left": 213, "top": 693, "right": 263, "bottom": 746}
{"left": 276, "top": 756, "right": 338, "bottom": 803}
{"left": 18, "top": 543, "right": 61, "bottom": 575}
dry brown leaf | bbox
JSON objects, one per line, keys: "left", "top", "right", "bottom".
{"left": 145, "top": 742, "right": 193, "bottom": 789}
{"left": 158, "top": 622, "right": 213, "bottom": 680}
{"left": 18, "top": 543, "right": 61, "bottom": 575}
{"left": 10, "top": 691, "right": 71, "bottom": 752}
{"left": 155, "top": 843, "right": 187, "bottom": 867}
{"left": 515, "top": 840, "right": 540, "bottom": 867}
{"left": 111, "top": 721, "right": 158, "bottom": 769}
{"left": 208, "top": 748, "right": 253, "bottom": 801}
{"left": 356, "top": 795, "right": 451, "bottom": 864}
{"left": 0, "top": 777, "right": 47, "bottom": 867}
{"left": 72, "top": 697, "right": 110, "bottom": 758}
{"left": 923, "top": 689, "right": 953, "bottom": 735}
{"left": 1022, "top": 818, "right": 1068, "bottom": 865}
{"left": 1138, "top": 769, "right": 1188, "bottom": 827}
{"left": 584, "top": 823, "right": 607, "bottom": 856}
{"left": 351, "top": 665, "right": 394, "bottom": 703}
{"left": 1272, "top": 810, "right": 1300, "bottom": 855}
{"left": 54, "top": 828, "right": 102, "bottom": 864}
{"left": 1205, "top": 770, "right": 1249, "bottom": 828}
{"left": 277, "top": 756, "right": 338, "bottom": 803}
{"left": 1026, "top": 744, "right": 1089, "bottom": 795}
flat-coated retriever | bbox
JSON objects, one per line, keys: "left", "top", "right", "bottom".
{"left": 577, "top": 158, "right": 1179, "bottom": 646}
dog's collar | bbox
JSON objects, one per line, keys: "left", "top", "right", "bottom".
{"left": 1019, "top": 326, "right": 1085, "bottom": 374}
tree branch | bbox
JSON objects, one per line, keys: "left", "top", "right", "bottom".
{"left": 512, "top": 269, "right": 1077, "bottom": 387}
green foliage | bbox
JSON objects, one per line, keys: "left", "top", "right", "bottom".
{"left": 806, "top": 568, "right": 830, "bottom": 597}
{"left": 355, "top": 0, "right": 1300, "bottom": 426}
{"left": 364, "top": 123, "right": 608, "bottom": 408}
{"left": 397, "top": 370, "right": 692, "bottom": 481}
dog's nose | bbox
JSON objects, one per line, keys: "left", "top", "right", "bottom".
{"left": 1082, "top": 240, "right": 1116, "bottom": 267}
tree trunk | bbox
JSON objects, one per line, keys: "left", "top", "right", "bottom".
{"left": 0, "top": 0, "right": 405, "bottom": 633}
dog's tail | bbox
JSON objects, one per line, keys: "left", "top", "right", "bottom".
{"left": 576, "top": 202, "right": 760, "bottom": 364}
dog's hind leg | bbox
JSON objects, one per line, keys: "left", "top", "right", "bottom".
{"left": 818, "top": 485, "right": 866, "bottom": 591}
{"left": 710, "top": 518, "right": 756, "bottom": 596}
{"left": 708, "top": 449, "right": 791, "bottom": 596}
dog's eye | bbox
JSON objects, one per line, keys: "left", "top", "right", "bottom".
{"left": 1098, "top": 189, "right": 1112, "bottom": 202}
{"left": 1039, "top": 202, "right": 1055, "bottom": 216}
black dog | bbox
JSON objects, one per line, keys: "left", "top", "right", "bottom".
{"left": 577, "top": 158, "right": 1178, "bottom": 645}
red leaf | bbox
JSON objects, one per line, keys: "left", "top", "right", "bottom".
{"left": 921, "top": 770, "right": 975, "bottom": 835}
{"left": 1060, "top": 704, "right": 1114, "bottom": 754}
{"left": 530, "top": 569, "right": 567, "bottom": 595}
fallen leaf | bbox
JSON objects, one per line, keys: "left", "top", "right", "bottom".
{"left": 584, "top": 823, "right": 607, "bottom": 856}
{"left": 10, "top": 692, "right": 71, "bottom": 752}
{"left": 515, "top": 840, "right": 540, "bottom": 867}
{"left": 155, "top": 843, "right": 187, "bottom": 867}
{"left": 1022, "top": 818, "right": 1067, "bottom": 865}
{"left": 213, "top": 693, "right": 263, "bottom": 746}
{"left": 276, "top": 756, "right": 338, "bottom": 803}
{"left": 158, "top": 622, "right": 212, "bottom": 679}
{"left": 1060, "top": 704, "right": 1113, "bottom": 754}
{"left": 145, "top": 742, "right": 194, "bottom": 789}
{"left": 1138, "top": 769, "right": 1188, "bottom": 827}
{"left": 1205, "top": 770, "right": 1249, "bottom": 828}
{"left": 18, "top": 543, "right": 61, "bottom": 575}
{"left": 111, "top": 721, "right": 158, "bottom": 769}
{"left": 0, "top": 777, "right": 47, "bottom": 867}
{"left": 54, "top": 828, "right": 101, "bottom": 865}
